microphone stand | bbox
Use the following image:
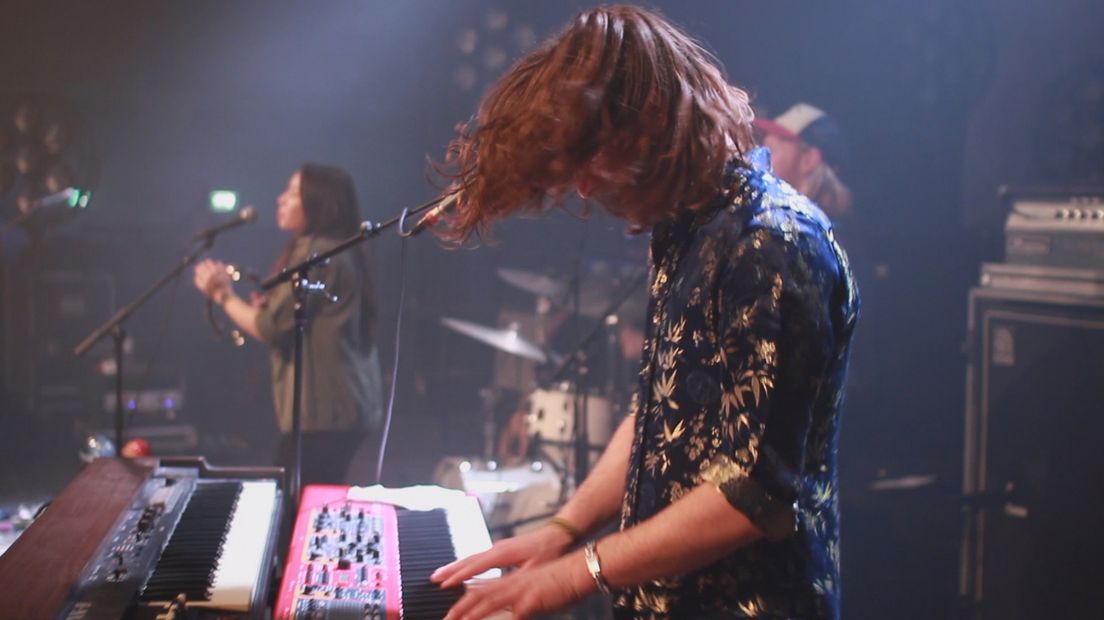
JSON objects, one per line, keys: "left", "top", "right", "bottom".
{"left": 74, "top": 236, "right": 219, "bottom": 451}
{"left": 259, "top": 192, "right": 451, "bottom": 512}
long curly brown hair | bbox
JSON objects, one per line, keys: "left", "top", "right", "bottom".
{"left": 436, "top": 4, "right": 755, "bottom": 241}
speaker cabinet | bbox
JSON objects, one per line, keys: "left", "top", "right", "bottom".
{"left": 961, "top": 286, "right": 1104, "bottom": 619}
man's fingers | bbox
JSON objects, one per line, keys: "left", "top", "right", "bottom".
{"left": 445, "top": 581, "right": 511, "bottom": 620}
{"left": 443, "top": 581, "right": 488, "bottom": 620}
{"left": 436, "top": 542, "right": 525, "bottom": 589}
{"left": 430, "top": 556, "right": 469, "bottom": 584}
{"left": 439, "top": 552, "right": 503, "bottom": 589}
{"left": 433, "top": 550, "right": 497, "bottom": 588}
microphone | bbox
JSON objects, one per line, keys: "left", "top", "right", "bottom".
{"left": 192, "top": 206, "right": 257, "bottom": 241}
{"left": 408, "top": 190, "right": 460, "bottom": 236}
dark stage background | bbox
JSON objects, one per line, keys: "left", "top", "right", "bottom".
{"left": 1, "top": 1, "right": 1102, "bottom": 618}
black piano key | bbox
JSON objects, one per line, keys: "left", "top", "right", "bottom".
{"left": 395, "top": 508, "right": 464, "bottom": 620}
{"left": 139, "top": 481, "right": 243, "bottom": 603}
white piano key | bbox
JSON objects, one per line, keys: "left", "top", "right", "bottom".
{"left": 196, "top": 480, "right": 278, "bottom": 611}
{"left": 444, "top": 494, "right": 501, "bottom": 580}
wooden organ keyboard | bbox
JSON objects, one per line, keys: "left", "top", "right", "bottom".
{"left": 274, "top": 484, "right": 498, "bottom": 620}
{"left": 0, "top": 457, "right": 282, "bottom": 619}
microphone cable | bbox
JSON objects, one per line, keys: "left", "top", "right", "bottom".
{"left": 373, "top": 234, "right": 408, "bottom": 484}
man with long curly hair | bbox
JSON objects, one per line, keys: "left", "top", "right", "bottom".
{"left": 430, "top": 6, "right": 858, "bottom": 619}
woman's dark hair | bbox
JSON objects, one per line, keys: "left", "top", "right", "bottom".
{"left": 436, "top": 4, "right": 755, "bottom": 241}
{"left": 299, "top": 162, "right": 363, "bottom": 238}
{"left": 271, "top": 162, "right": 367, "bottom": 275}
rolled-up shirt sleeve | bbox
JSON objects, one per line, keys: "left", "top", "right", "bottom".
{"left": 700, "top": 228, "right": 800, "bottom": 539}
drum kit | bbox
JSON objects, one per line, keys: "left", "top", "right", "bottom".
{"left": 436, "top": 263, "right": 646, "bottom": 534}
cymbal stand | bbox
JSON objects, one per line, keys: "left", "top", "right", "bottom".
{"left": 478, "top": 386, "right": 499, "bottom": 462}
{"left": 543, "top": 268, "right": 647, "bottom": 489}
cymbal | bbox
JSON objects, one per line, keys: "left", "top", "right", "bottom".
{"left": 496, "top": 268, "right": 566, "bottom": 299}
{"left": 497, "top": 266, "right": 647, "bottom": 319}
{"left": 441, "top": 317, "right": 548, "bottom": 363}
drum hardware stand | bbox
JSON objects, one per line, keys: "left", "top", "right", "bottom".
{"left": 542, "top": 268, "right": 647, "bottom": 485}
{"left": 492, "top": 269, "right": 649, "bottom": 537}
{"left": 478, "top": 386, "right": 501, "bottom": 462}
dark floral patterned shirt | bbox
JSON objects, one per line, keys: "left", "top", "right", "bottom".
{"left": 613, "top": 160, "right": 859, "bottom": 619}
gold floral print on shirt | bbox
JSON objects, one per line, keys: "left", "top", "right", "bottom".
{"left": 613, "top": 161, "right": 859, "bottom": 620}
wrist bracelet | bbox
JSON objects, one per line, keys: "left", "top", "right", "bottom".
{"left": 214, "top": 289, "right": 232, "bottom": 306}
{"left": 547, "top": 517, "right": 582, "bottom": 542}
{"left": 583, "top": 541, "right": 612, "bottom": 595}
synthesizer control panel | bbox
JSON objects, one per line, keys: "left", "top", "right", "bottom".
{"left": 277, "top": 488, "right": 401, "bottom": 620}
{"left": 62, "top": 469, "right": 201, "bottom": 619}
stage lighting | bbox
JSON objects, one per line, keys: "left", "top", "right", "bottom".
{"left": 513, "top": 25, "right": 536, "bottom": 51}
{"left": 13, "top": 102, "right": 39, "bottom": 135}
{"left": 453, "top": 65, "right": 478, "bottom": 91}
{"left": 14, "top": 143, "right": 45, "bottom": 176}
{"left": 483, "top": 46, "right": 507, "bottom": 71}
{"left": 450, "top": 9, "right": 537, "bottom": 94}
{"left": 42, "top": 119, "right": 71, "bottom": 154}
{"left": 485, "top": 10, "right": 508, "bottom": 31}
{"left": 457, "top": 28, "right": 478, "bottom": 55}
{"left": 43, "top": 160, "right": 74, "bottom": 194}
{"left": 1, "top": 95, "right": 96, "bottom": 232}
{"left": 15, "top": 188, "right": 35, "bottom": 215}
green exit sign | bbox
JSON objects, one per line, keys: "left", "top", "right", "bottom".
{"left": 209, "top": 190, "right": 239, "bottom": 213}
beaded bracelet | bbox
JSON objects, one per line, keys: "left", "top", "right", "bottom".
{"left": 547, "top": 516, "right": 582, "bottom": 542}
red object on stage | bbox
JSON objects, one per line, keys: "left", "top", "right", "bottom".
{"left": 121, "top": 438, "right": 150, "bottom": 458}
